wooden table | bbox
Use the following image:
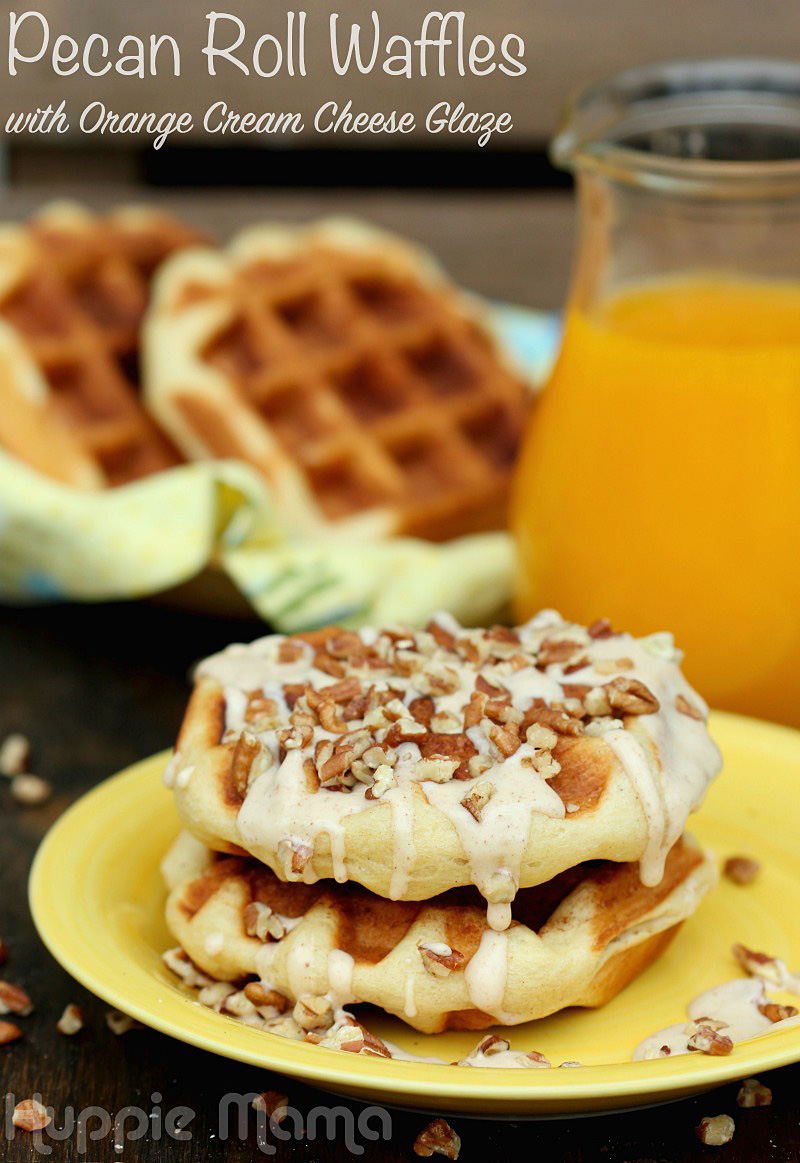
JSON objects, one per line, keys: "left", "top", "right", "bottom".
{"left": 1, "top": 188, "right": 798, "bottom": 1162}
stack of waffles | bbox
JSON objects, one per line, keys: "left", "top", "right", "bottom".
{"left": 160, "top": 609, "right": 722, "bottom": 1059}
{"left": 0, "top": 208, "right": 533, "bottom": 545}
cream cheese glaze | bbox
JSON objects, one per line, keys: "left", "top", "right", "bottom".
{"left": 193, "top": 610, "right": 722, "bottom": 928}
{"left": 634, "top": 975, "right": 800, "bottom": 1060}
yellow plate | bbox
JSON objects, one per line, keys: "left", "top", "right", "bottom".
{"left": 29, "top": 711, "right": 800, "bottom": 1116}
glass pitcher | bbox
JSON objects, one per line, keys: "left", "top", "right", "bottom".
{"left": 512, "top": 59, "right": 800, "bottom": 726}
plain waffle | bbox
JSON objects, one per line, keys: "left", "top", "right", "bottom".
{"left": 0, "top": 202, "right": 202, "bottom": 487}
{"left": 144, "top": 219, "right": 533, "bottom": 540}
{"left": 163, "top": 830, "right": 716, "bottom": 1034}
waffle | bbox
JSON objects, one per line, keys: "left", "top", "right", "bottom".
{"left": 163, "top": 830, "right": 716, "bottom": 1034}
{"left": 164, "top": 611, "right": 722, "bottom": 913}
{"left": 143, "top": 219, "right": 532, "bottom": 541}
{"left": 0, "top": 202, "right": 202, "bottom": 488}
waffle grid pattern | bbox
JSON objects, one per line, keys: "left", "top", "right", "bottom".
{"left": 0, "top": 210, "right": 198, "bottom": 486}
{"left": 168, "top": 241, "right": 530, "bottom": 539}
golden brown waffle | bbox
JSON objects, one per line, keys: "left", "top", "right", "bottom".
{"left": 144, "top": 219, "right": 532, "bottom": 540}
{"left": 163, "top": 830, "right": 716, "bottom": 1034}
{"left": 163, "top": 612, "right": 722, "bottom": 911}
{"left": 0, "top": 203, "right": 202, "bottom": 487}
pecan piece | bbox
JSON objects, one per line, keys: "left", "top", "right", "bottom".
{"left": 724, "top": 856, "right": 760, "bottom": 885}
{"left": 604, "top": 677, "right": 660, "bottom": 715}
{"left": 0, "top": 1019, "right": 22, "bottom": 1044}
{"left": 732, "top": 943, "right": 782, "bottom": 982}
{"left": 758, "top": 1001, "right": 798, "bottom": 1022}
{"left": 0, "top": 733, "right": 30, "bottom": 777}
{"left": 56, "top": 1003, "right": 84, "bottom": 1036}
{"left": 418, "top": 942, "right": 465, "bottom": 977}
{"left": 413, "top": 1118, "right": 461, "bottom": 1159}
{"left": 244, "top": 982, "right": 288, "bottom": 1012}
{"left": 460, "top": 780, "right": 495, "bottom": 821}
{"left": 426, "top": 620, "right": 458, "bottom": 653}
{"left": 10, "top": 774, "right": 52, "bottom": 806}
{"left": 737, "top": 1078, "right": 772, "bottom": 1107}
{"left": 277, "top": 837, "right": 313, "bottom": 878}
{"left": 244, "top": 901, "right": 285, "bottom": 941}
{"left": 536, "top": 638, "right": 583, "bottom": 667}
{"left": 695, "top": 1114, "right": 735, "bottom": 1146}
{"left": 675, "top": 693, "right": 704, "bottom": 720}
{"left": 293, "top": 994, "right": 334, "bottom": 1031}
{"left": 12, "top": 1099, "right": 51, "bottom": 1133}
{"left": 230, "top": 733, "right": 264, "bottom": 799}
{"left": 252, "top": 1090, "right": 290, "bottom": 1125}
{"left": 687, "top": 1025, "right": 734, "bottom": 1055}
{"left": 0, "top": 982, "right": 33, "bottom": 1016}
{"left": 587, "top": 618, "right": 614, "bottom": 639}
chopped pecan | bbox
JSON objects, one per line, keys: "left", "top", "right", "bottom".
{"left": 326, "top": 632, "right": 364, "bottom": 659}
{"left": 278, "top": 639, "right": 306, "bottom": 663}
{"left": 563, "top": 655, "right": 591, "bottom": 674}
{"left": 252, "top": 1090, "right": 290, "bottom": 1125}
{"left": 675, "top": 693, "right": 704, "bottom": 720}
{"left": 106, "top": 1010, "right": 139, "bottom": 1035}
{"left": 282, "top": 683, "right": 306, "bottom": 710}
{"left": 12, "top": 1099, "right": 51, "bottom": 1133}
{"left": 413, "top": 1118, "right": 461, "bottom": 1159}
{"left": 244, "top": 901, "right": 285, "bottom": 941}
{"left": 10, "top": 774, "right": 52, "bottom": 806}
{"left": 426, "top": 620, "right": 458, "bottom": 653}
{"left": 472, "top": 1034, "right": 510, "bottom": 1056}
{"left": 409, "top": 696, "right": 435, "bottom": 726}
{"left": 737, "top": 1078, "right": 772, "bottom": 1108}
{"left": 418, "top": 942, "right": 465, "bottom": 977}
{"left": 758, "top": 1001, "right": 798, "bottom": 1023}
{"left": 244, "top": 693, "right": 281, "bottom": 731}
{"left": 365, "top": 765, "right": 397, "bottom": 800}
{"left": 695, "top": 1114, "right": 735, "bottom": 1146}
{"left": 293, "top": 994, "right": 334, "bottom": 1031}
{"left": 313, "top": 651, "right": 346, "bottom": 678}
{"left": 588, "top": 618, "right": 614, "bottom": 639}
{"left": 244, "top": 982, "right": 288, "bottom": 1012}
{"left": 460, "top": 780, "right": 495, "bottom": 821}
{"left": 230, "top": 733, "right": 264, "bottom": 799}
{"left": 687, "top": 1025, "right": 734, "bottom": 1055}
{"left": 475, "top": 674, "right": 508, "bottom": 698}
{"left": 463, "top": 691, "right": 488, "bottom": 729}
{"left": 723, "top": 856, "right": 761, "bottom": 885}
{"left": 56, "top": 1003, "right": 84, "bottom": 1036}
{"left": 523, "top": 701, "right": 583, "bottom": 736}
{"left": 482, "top": 718, "right": 521, "bottom": 759}
{"left": 732, "top": 943, "right": 782, "bottom": 982}
{"left": 317, "top": 698, "right": 348, "bottom": 733}
{"left": 0, "top": 1019, "right": 22, "bottom": 1044}
{"left": 604, "top": 677, "right": 660, "bottom": 715}
{"left": 0, "top": 733, "right": 30, "bottom": 777}
{"left": 277, "top": 837, "right": 313, "bottom": 878}
{"left": 320, "top": 676, "right": 362, "bottom": 704}
{"left": 0, "top": 982, "right": 33, "bottom": 1016}
{"left": 537, "top": 638, "right": 583, "bottom": 667}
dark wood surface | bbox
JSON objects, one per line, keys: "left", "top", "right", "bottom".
{"left": 1, "top": 601, "right": 799, "bottom": 1163}
{"left": 1, "top": 188, "right": 799, "bottom": 1161}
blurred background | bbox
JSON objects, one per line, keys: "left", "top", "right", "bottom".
{"left": 5, "top": 0, "right": 800, "bottom": 308}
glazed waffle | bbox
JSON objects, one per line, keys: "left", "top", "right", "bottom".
{"left": 144, "top": 219, "right": 532, "bottom": 540}
{"left": 164, "top": 612, "right": 723, "bottom": 908}
{"left": 163, "top": 830, "right": 716, "bottom": 1034}
{"left": 0, "top": 203, "right": 202, "bottom": 488}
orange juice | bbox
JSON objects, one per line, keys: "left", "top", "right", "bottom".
{"left": 512, "top": 279, "right": 800, "bottom": 725}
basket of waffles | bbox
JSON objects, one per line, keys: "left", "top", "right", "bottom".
{"left": 160, "top": 609, "right": 723, "bottom": 1065}
{"left": 0, "top": 205, "right": 531, "bottom": 541}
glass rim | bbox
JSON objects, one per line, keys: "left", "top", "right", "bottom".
{"left": 552, "top": 56, "right": 800, "bottom": 198}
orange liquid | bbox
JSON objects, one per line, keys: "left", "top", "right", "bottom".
{"left": 512, "top": 279, "right": 800, "bottom": 725}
